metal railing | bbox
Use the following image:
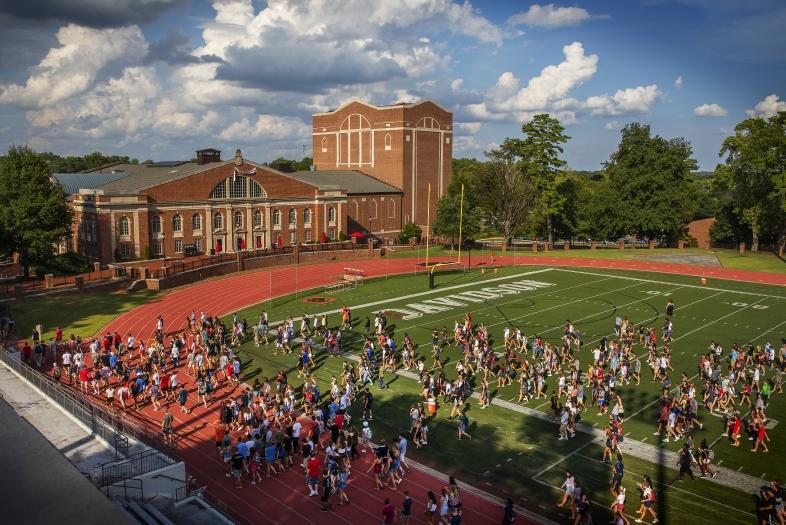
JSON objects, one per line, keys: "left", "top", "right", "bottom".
{"left": 0, "top": 345, "right": 171, "bottom": 457}
{"left": 100, "top": 448, "right": 176, "bottom": 486}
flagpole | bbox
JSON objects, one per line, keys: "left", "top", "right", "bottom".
{"left": 425, "top": 183, "right": 431, "bottom": 269}
{"left": 457, "top": 183, "right": 464, "bottom": 268}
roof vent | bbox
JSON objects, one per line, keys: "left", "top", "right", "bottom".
{"left": 235, "top": 149, "right": 243, "bottom": 166}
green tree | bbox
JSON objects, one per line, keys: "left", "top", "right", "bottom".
{"left": 399, "top": 222, "right": 422, "bottom": 244}
{"left": 603, "top": 123, "right": 698, "bottom": 243}
{"left": 433, "top": 193, "right": 482, "bottom": 247}
{"left": 475, "top": 151, "right": 536, "bottom": 247}
{"left": 0, "top": 146, "right": 74, "bottom": 276}
{"left": 714, "top": 112, "right": 786, "bottom": 251}
{"left": 499, "top": 114, "right": 570, "bottom": 247}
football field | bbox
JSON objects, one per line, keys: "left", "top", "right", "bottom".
{"left": 226, "top": 265, "right": 786, "bottom": 524}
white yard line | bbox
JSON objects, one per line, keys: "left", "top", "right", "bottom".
{"left": 554, "top": 268, "right": 786, "bottom": 299}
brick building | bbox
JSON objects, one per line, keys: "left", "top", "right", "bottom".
{"left": 56, "top": 148, "right": 400, "bottom": 264}
{"left": 55, "top": 98, "right": 450, "bottom": 264}
{"left": 312, "top": 99, "right": 453, "bottom": 228}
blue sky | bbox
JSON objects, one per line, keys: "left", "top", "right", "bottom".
{"left": 0, "top": 0, "right": 784, "bottom": 170}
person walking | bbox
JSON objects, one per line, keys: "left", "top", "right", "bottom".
{"left": 161, "top": 408, "right": 174, "bottom": 445}
{"left": 381, "top": 497, "right": 397, "bottom": 525}
{"left": 320, "top": 466, "right": 334, "bottom": 512}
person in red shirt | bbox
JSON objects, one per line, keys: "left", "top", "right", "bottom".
{"left": 79, "top": 368, "right": 89, "bottom": 393}
{"left": 382, "top": 498, "right": 397, "bottom": 525}
{"left": 336, "top": 412, "right": 344, "bottom": 430}
{"left": 306, "top": 453, "right": 321, "bottom": 496}
{"left": 55, "top": 327, "right": 63, "bottom": 344}
{"left": 21, "top": 341, "right": 32, "bottom": 364}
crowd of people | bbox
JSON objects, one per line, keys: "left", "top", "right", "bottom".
{"left": 4, "top": 286, "right": 785, "bottom": 525}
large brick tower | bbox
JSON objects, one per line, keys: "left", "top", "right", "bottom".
{"left": 312, "top": 99, "right": 453, "bottom": 228}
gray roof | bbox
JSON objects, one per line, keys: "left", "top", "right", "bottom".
{"left": 287, "top": 170, "right": 402, "bottom": 194}
{"left": 92, "top": 161, "right": 235, "bottom": 193}
{"left": 52, "top": 172, "right": 129, "bottom": 195}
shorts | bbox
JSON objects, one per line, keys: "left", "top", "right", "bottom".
{"left": 232, "top": 468, "right": 242, "bottom": 477}
{"left": 644, "top": 500, "right": 652, "bottom": 509}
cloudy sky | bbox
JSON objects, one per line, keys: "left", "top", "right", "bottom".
{"left": 0, "top": 0, "right": 783, "bottom": 170}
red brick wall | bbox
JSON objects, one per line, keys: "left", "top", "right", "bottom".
{"left": 687, "top": 218, "right": 716, "bottom": 249}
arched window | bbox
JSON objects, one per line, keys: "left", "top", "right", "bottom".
{"left": 119, "top": 217, "right": 130, "bottom": 236}
{"left": 213, "top": 212, "right": 223, "bottom": 231}
{"left": 370, "top": 200, "right": 378, "bottom": 219}
{"left": 288, "top": 208, "right": 296, "bottom": 226}
{"left": 172, "top": 214, "right": 182, "bottom": 232}
{"left": 272, "top": 210, "right": 281, "bottom": 226}
{"left": 384, "top": 133, "right": 392, "bottom": 151}
{"left": 328, "top": 207, "right": 336, "bottom": 224}
{"left": 234, "top": 211, "right": 243, "bottom": 229}
{"left": 209, "top": 176, "right": 265, "bottom": 200}
{"left": 321, "top": 137, "right": 328, "bottom": 153}
{"left": 151, "top": 215, "right": 162, "bottom": 234}
{"left": 253, "top": 210, "right": 263, "bottom": 227}
{"left": 303, "top": 208, "right": 311, "bottom": 224}
{"left": 387, "top": 199, "right": 395, "bottom": 218}
{"left": 192, "top": 213, "right": 202, "bottom": 231}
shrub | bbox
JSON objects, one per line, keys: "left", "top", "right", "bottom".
{"left": 399, "top": 222, "right": 422, "bottom": 244}
{"left": 33, "top": 252, "right": 90, "bottom": 277}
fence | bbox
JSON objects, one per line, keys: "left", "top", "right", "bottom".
{"left": 0, "top": 345, "right": 171, "bottom": 456}
{"left": 99, "top": 448, "right": 176, "bottom": 486}
{"left": 0, "top": 267, "right": 115, "bottom": 296}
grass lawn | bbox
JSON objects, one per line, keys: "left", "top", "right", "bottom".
{"left": 222, "top": 266, "right": 785, "bottom": 524}
{"left": 6, "top": 289, "right": 160, "bottom": 342}
{"left": 384, "top": 244, "right": 786, "bottom": 274}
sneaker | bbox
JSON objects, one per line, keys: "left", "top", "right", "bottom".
{"left": 653, "top": 519, "right": 659, "bottom": 524}
{"left": 653, "top": 432, "right": 660, "bottom": 435}
{"left": 635, "top": 520, "right": 643, "bottom": 523}
{"left": 711, "top": 472, "right": 717, "bottom": 479}
{"left": 663, "top": 438, "right": 670, "bottom": 443}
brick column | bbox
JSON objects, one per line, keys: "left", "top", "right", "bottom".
{"left": 45, "top": 274, "right": 54, "bottom": 289}
{"left": 74, "top": 276, "right": 84, "bottom": 292}
{"left": 648, "top": 240, "right": 655, "bottom": 250}
{"left": 563, "top": 240, "right": 570, "bottom": 251}
{"left": 591, "top": 240, "right": 597, "bottom": 250}
{"left": 739, "top": 242, "right": 746, "bottom": 254}
{"left": 619, "top": 240, "right": 625, "bottom": 250}
{"left": 678, "top": 240, "right": 684, "bottom": 250}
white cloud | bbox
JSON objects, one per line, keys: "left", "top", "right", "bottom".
{"left": 604, "top": 120, "right": 621, "bottom": 130}
{"left": 484, "top": 42, "right": 598, "bottom": 112}
{"left": 456, "top": 122, "right": 482, "bottom": 134}
{"left": 746, "top": 94, "right": 786, "bottom": 118}
{"left": 450, "top": 78, "right": 464, "bottom": 91}
{"left": 464, "top": 42, "right": 659, "bottom": 123}
{"left": 585, "top": 85, "right": 661, "bottom": 116}
{"left": 507, "top": 4, "right": 602, "bottom": 28}
{"left": 0, "top": 24, "right": 147, "bottom": 108}
{"left": 218, "top": 114, "right": 308, "bottom": 142}
{"left": 674, "top": 75, "right": 683, "bottom": 89}
{"left": 693, "top": 103, "right": 728, "bottom": 117}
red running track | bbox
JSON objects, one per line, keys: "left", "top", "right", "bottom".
{"left": 90, "top": 255, "right": 786, "bottom": 525}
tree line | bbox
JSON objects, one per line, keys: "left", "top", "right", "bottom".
{"left": 433, "top": 112, "right": 786, "bottom": 252}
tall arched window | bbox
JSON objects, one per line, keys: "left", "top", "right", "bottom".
{"left": 328, "top": 207, "right": 336, "bottom": 224}
{"left": 384, "top": 133, "right": 392, "bottom": 151}
{"left": 119, "top": 217, "right": 130, "bottom": 236}
{"left": 192, "top": 213, "right": 202, "bottom": 231}
{"left": 370, "top": 200, "right": 378, "bottom": 219}
{"left": 151, "top": 215, "right": 162, "bottom": 234}
{"left": 253, "top": 210, "right": 263, "bottom": 227}
{"left": 303, "top": 208, "right": 311, "bottom": 224}
{"left": 213, "top": 212, "right": 223, "bottom": 230}
{"left": 321, "top": 137, "right": 328, "bottom": 153}
{"left": 234, "top": 211, "right": 243, "bottom": 229}
{"left": 272, "top": 210, "right": 281, "bottom": 226}
{"left": 172, "top": 214, "right": 182, "bottom": 232}
{"left": 387, "top": 199, "right": 395, "bottom": 218}
{"left": 288, "top": 209, "right": 296, "bottom": 226}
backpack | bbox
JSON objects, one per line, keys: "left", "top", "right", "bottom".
{"left": 650, "top": 490, "right": 657, "bottom": 502}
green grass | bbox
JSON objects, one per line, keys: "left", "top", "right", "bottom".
{"left": 384, "top": 244, "right": 786, "bottom": 274}
{"left": 7, "top": 289, "right": 160, "bottom": 341}
{"left": 223, "top": 266, "right": 785, "bottom": 524}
